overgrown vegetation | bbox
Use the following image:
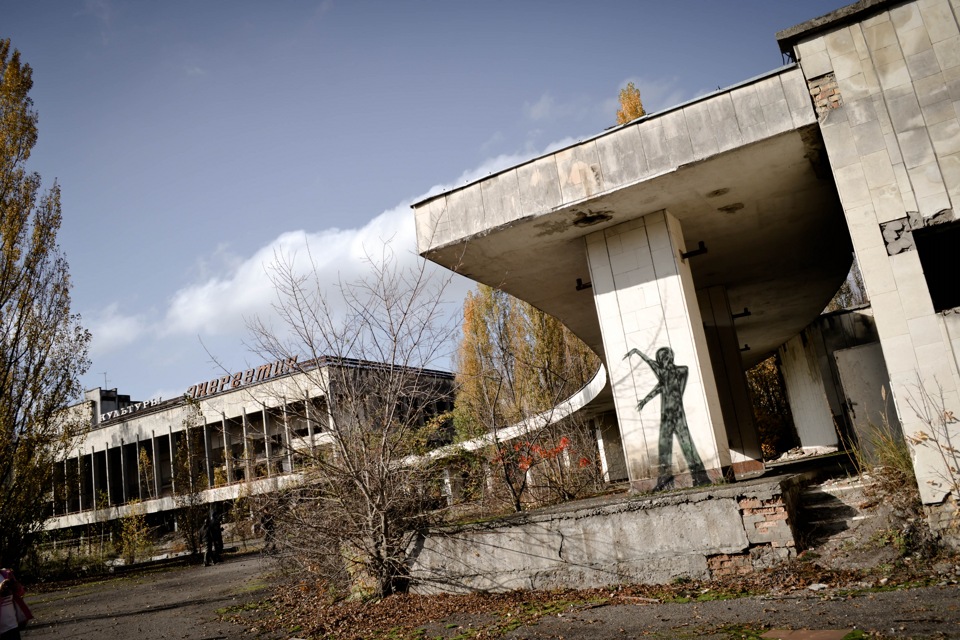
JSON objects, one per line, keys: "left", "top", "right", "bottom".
{"left": 746, "top": 356, "right": 797, "bottom": 459}
{"left": 173, "top": 398, "right": 209, "bottom": 558}
{"left": 454, "top": 284, "right": 603, "bottom": 513}
{"left": 248, "top": 246, "right": 457, "bottom": 599}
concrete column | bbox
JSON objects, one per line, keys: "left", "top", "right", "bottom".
{"left": 283, "top": 400, "right": 294, "bottom": 472}
{"left": 242, "top": 407, "right": 252, "bottom": 480}
{"left": 698, "top": 285, "right": 764, "bottom": 477}
{"left": 104, "top": 443, "right": 113, "bottom": 505}
{"left": 168, "top": 425, "right": 176, "bottom": 495}
{"left": 151, "top": 431, "right": 161, "bottom": 498}
{"left": 136, "top": 434, "right": 143, "bottom": 500}
{"left": 222, "top": 413, "right": 232, "bottom": 483}
{"left": 305, "top": 392, "right": 316, "bottom": 454}
{"left": 262, "top": 406, "right": 272, "bottom": 477}
{"left": 186, "top": 426, "right": 195, "bottom": 493}
{"left": 203, "top": 416, "right": 213, "bottom": 488}
{"left": 75, "top": 456, "right": 83, "bottom": 512}
{"left": 585, "top": 210, "right": 729, "bottom": 491}
{"left": 90, "top": 446, "right": 97, "bottom": 511}
{"left": 120, "top": 438, "right": 128, "bottom": 503}
{"left": 779, "top": 331, "right": 838, "bottom": 449}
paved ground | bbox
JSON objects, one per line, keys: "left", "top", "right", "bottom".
{"left": 18, "top": 554, "right": 960, "bottom": 639}
{"left": 22, "top": 555, "right": 273, "bottom": 640}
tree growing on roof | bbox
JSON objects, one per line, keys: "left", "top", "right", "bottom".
{"left": 616, "top": 81, "right": 646, "bottom": 125}
{"left": 0, "top": 40, "right": 91, "bottom": 569}
{"left": 247, "top": 245, "right": 457, "bottom": 598}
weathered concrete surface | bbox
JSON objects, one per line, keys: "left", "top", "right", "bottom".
{"left": 408, "top": 475, "right": 806, "bottom": 593}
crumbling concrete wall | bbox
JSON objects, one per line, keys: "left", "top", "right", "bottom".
{"left": 408, "top": 476, "right": 804, "bottom": 593}
{"left": 780, "top": 0, "right": 960, "bottom": 539}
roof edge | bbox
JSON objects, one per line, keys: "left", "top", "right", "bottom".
{"left": 776, "top": 0, "right": 907, "bottom": 52}
{"left": 412, "top": 64, "right": 800, "bottom": 209}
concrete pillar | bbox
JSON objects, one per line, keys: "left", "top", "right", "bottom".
{"left": 90, "top": 446, "right": 97, "bottom": 511}
{"left": 779, "top": 331, "right": 838, "bottom": 449}
{"left": 585, "top": 210, "right": 729, "bottom": 490}
{"left": 593, "top": 413, "right": 627, "bottom": 483}
{"left": 698, "top": 285, "right": 764, "bottom": 477}
{"left": 242, "top": 407, "right": 252, "bottom": 480}
{"left": 120, "top": 438, "right": 128, "bottom": 503}
{"left": 104, "top": 443, "right": 113, "bottom": 505}
{"left": 151, "top": 431, "right": 161, "bottom": 498}
{"left": 222, "top": 413, "right": 232, "bottom": 483}
{"left": 304, "top": 392, "right": 316, "bottom": 454}
{"left": 284, "top": 403, "right": 294, "bottom": 472}
{"left": 185, "top": 426, "right": 194, "bottom": 492}
{"left": 136, "top": 434, "right": 144, "bottom": 500}
{"left": 262, "top": 406, "right": 272, "bottom": 477}
{"left": 203, "top": 416, "right": 213, "bottom": 488}
{"left": 168, "top": 425, "right": 176, "bottom": 495}
{"left": 75, "top": 456, "right": 83, "bottom": 512}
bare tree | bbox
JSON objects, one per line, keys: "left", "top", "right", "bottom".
{"left": 248, "top": 245, "right": 457, "bottom": 598}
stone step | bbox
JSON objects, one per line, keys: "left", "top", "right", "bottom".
{"left": 798, "top": 479, "right": 874, "bottom": 543}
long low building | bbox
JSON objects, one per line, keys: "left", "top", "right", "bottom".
{"left": 48, "top": 356, "right": 455, "bottom": 536}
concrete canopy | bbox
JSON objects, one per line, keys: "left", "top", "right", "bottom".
{"left": 414, "top": 66, "right": 852, "bottom": 371}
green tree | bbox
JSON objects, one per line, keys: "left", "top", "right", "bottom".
{"left": 616, "top": 81, "right": 645, "bottom": 124}
{"left": 0, "top": 40, "right": 91, "bottom": 569}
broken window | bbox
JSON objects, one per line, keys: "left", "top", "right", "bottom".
{"left": 913, "top": 220, "right": 960, "bottom": 312}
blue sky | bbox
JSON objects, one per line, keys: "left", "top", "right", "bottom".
{"left": 3, "top": 0, "right": 843, "bottom": 402}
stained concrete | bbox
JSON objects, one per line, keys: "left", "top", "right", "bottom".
{"left": 408, "top": 475, "right": 805, "bottom": 593}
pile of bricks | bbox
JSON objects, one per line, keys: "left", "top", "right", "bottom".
{"left": 925, "top": 494, "right": 960, "bottom": 550}
{"left": 707, "top": 552, "right": 753, "bottom": 577}
{"left": 808, "top": 72, "right": 842, "bottom": 115}
{"left": 739, "top": 495, "right": 796, "bottom": 550}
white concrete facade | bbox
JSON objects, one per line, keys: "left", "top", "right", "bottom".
{"left": 780, "top": 0, "right": 960, "bottom": 504}
{"left": 413, "top": 0, "right": 960, "bottom": 530}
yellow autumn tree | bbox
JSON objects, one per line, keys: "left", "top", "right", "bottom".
{"left": 0, "top": 40, "right": 91, "bottom": 569}
{"left": 454, "top": 285, "right": 601, "bottom": 510}
{"left": 616, "top": 81, "right": 645, "bottom": 124}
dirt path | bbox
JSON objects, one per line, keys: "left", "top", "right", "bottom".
{"left": 19, "top": 554, "right": 960, "bottom": 639}
{"left": 22, "top": 555, "right": 273, "bottom": 640}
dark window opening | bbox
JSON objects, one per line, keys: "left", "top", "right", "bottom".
{"left": 914, "top": 220, "right": 960, "bottom": 312}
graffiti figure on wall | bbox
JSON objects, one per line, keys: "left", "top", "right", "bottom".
{"left": 624, "top": 347, "right": 710, "bottom": 490}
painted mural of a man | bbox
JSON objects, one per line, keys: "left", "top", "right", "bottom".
{"left": 624, "top": 346, "right": 709, "bottom": 489}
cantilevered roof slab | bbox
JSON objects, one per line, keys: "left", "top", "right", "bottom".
{"left": 414, "top": 66, "right": 852, "bottom": 368}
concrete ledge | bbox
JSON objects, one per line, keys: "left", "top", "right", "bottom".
{"left": 408, "top": 474, "right": 809, "bottom": 593}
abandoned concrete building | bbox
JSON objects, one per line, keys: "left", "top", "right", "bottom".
{"left": 406, "top": 0, "right": 960, "bottom": 590}
{"left": 48, "top": 357, "right": 455, "bottom": 539}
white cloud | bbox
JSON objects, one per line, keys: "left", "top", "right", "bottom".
{"left": 88, "top": 303, "right": 147, "bottom": 357}
{"left": 185, "top": 66, "right": 206, "bottom": 77}
{"left": 99, "top": 139, "right": 574, "bottom": 375}
{"left": 524, "top": 93, "right": 596, "bottom": 124}
{"left": 524, "top": 93, "right": 556, "bottom": 121}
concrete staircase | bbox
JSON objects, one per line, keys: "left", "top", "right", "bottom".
{"left": 797, "top": 477, "right": 874, "bottom": 547}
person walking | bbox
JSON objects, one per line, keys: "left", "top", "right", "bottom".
{"left": 200, "top": 517, "right": 214, "bottom": 566}
{"left": 0, "top": 568, "right": 31, "bottom": 639}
